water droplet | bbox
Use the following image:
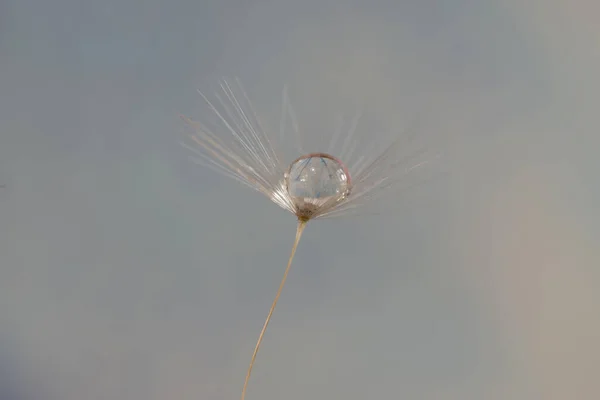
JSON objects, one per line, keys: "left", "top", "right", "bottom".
{"left": 285, "top": 153, "right": 351, "bottom": 218}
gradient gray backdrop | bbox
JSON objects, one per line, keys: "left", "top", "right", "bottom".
{"left": 1, "top": 1, "right": 598, "bottom": 399}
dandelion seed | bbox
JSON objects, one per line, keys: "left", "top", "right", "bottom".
{"left": 180, "top": 77, "right": 441, "bottom": 400}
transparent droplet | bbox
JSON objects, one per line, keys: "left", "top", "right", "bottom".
{"left": 285, "top": 153, "right": 351, "bottom": 218}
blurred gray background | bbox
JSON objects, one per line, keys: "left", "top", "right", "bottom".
{"left": 0, "top": 1, "right": 598, "bottom": 399}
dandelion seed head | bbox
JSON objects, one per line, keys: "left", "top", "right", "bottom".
{"left": 182, "top": 77, "right": 442, "bottom": 224}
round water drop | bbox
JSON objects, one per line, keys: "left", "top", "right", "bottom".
{"left": 285, "top": 153, "right": 351, "bottom": 216}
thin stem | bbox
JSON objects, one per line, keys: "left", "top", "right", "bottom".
{"left": 240, "top": 219, "right": 308, "bottom": 400}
